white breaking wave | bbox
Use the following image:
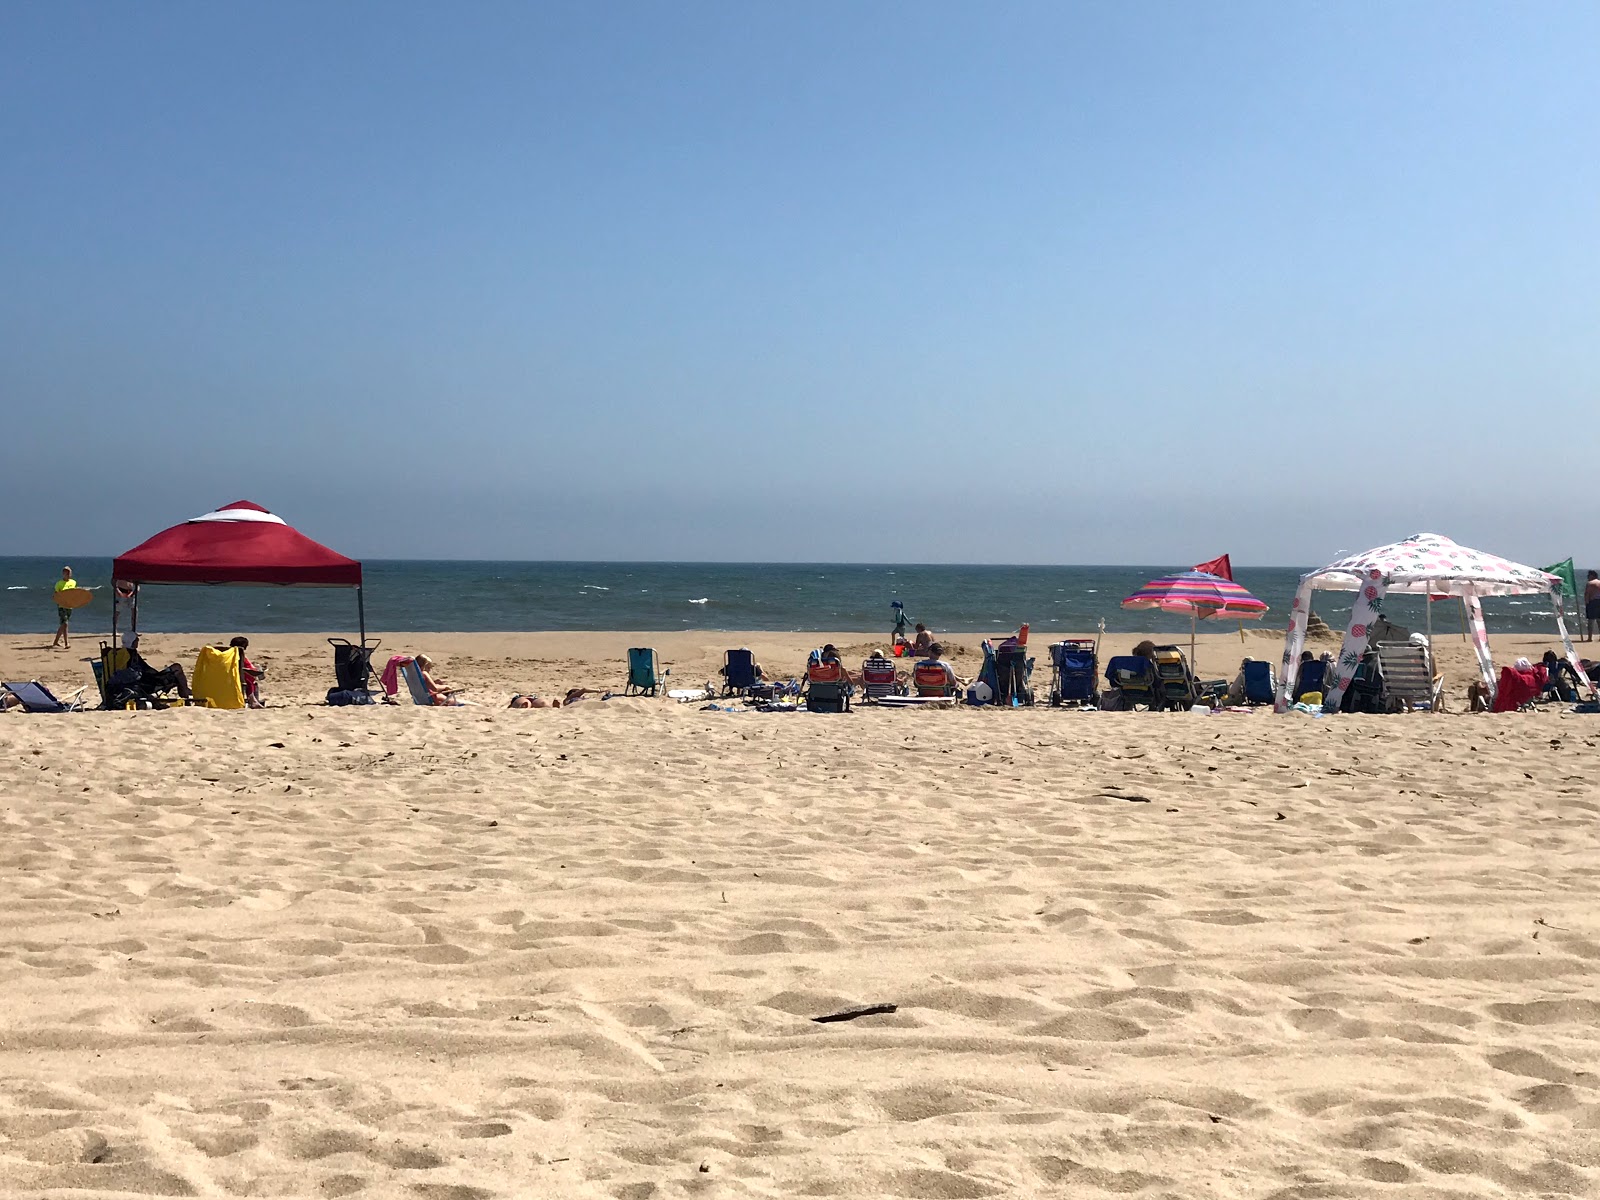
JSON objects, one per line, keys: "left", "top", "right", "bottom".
{"left": 581, "top": 584, "right": 610, "bottom": 591}
{"left": 688, "top": 597, "right": 710, "bottom": 604}
{"left": 5, "top": 586, "right": 27, "bottom": 590}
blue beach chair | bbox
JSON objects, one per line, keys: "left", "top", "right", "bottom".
{"left": 721, "top": 648, "right": 759, "bottom": 697}
{"left": 1048, "top": 640, "right": 1098, "bottom": 707}
{"left": 1105, "top": 656, "right": 1161, "bottom": 711}
{"left": 1293, "top": 659, "right": 1327, "bottom": 702}
{"left": 2, "top": 681, "right": 84, "bottom": 713}
{"left": 624, "top": 647, "right": 662, "bottom": 696}
{"left": 1242, "top": 660, "right": 1276, "bottom": 706}
{"left": 400, "top": 661, "right": 434, "bottom": 706}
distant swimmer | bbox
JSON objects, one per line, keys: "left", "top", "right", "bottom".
{"left": 51, "top": 566, "right": 77, "bottom": 649}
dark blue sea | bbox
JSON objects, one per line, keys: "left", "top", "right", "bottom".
{"left": 0, "top": 558, "right": 1567, "bottom": 638}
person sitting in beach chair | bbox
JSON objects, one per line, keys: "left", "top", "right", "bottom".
{"left": 1492, "top": 659, "right": 1543, "bottom": 712}
{"left": 1104, "top": 655, "right": 1160, "bottom": 710}
{"left": 1541, "top": 651, "right": 1583, "bottom": 702}
{"left": 1226, "top": 658, "right": 1276, "bottom": 706}
{"left": 104, "top": 635, "right": 193, "bottom": 708}
{"left": 859, "top": 650, "right": 904, "bottom": 702}
{"left": 913, "top": 644, "right": 961, "bottom": 697}
{"left": 1292, "top": 653, "right": 1329, "bottom": 702}
{"left": 410, "top": 654, "right": 467, "bottom": 706}
{"left": 229, "top": 636, "right": 266, "bottom": 708}
{"left": 803, "top": 647, "right": 853, "bottom": 713}
{"left": 720, "top": 648, "right": 763, "bottom": 697}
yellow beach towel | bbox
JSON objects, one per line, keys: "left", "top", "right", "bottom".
{"left": 192, "top": 645, "right": 245, "bottom": 710}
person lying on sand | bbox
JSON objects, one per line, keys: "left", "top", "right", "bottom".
{"left": 507, "top": 693, "right": 559, "bottom": 708}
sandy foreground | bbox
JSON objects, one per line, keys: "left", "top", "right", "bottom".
{"left": 2, "top": 629, "right": 1599, "bottom": 1198}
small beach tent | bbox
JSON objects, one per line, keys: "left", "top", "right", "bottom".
{"left": 1275, "top": 533, "right": 1592, "bottom": 713}
{"left": 111, "top": 501, "right": 366, "bottom": 645}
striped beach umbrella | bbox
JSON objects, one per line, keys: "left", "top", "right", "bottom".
{"left": 1121, "top": 570, "right": 1269, "bottom": 669}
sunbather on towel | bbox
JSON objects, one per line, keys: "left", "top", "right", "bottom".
{"left": 508, "top": 693, "right": 559, "bottom": 708}
{"left": 414, "top": 654, "right": 466, "bottom": 706}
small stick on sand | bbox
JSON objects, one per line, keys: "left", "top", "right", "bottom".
{"left": 812, "top": 1003, "right": 897, "bottom": 1024}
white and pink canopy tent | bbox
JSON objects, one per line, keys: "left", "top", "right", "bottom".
{"left": 1275, "top": 533, "right": 1593, "bottom": 713}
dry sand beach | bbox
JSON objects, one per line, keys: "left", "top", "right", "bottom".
{"left": 3, "top": 630, "right": 1599, "bottom": 1198}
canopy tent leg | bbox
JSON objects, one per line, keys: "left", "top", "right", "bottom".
{"left": 1322, "top": 574, "right": 1389, "bottom": 713}
{"left": 1275, "top": 575, "right": 1316, "bottom": 712}
{"left": 1462, "top": 592, "right": 1495, "bottom": 703}
{"left": 357, "top": 585, "right": 367, "bottom": 649}
{"left": 1552, "top": 592, "right": 1595, "bottom": 699}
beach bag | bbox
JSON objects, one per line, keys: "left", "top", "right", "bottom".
{"left": 326, "top": 687, "right": 375, "bottom": 706}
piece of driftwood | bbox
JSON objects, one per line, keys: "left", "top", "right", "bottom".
{"left": 812, "top": 1003, "right": 897, "bottom": 1024}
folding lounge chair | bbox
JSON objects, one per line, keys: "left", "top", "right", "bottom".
{"left": 859, "top": 654, "right": 903, "bottom": 702}
{"left": 1375, "top": 641, "right": 1443, "bottom": 711}
{"left": 2, "top": 681, "right": 85, "bottom": 713}
{"left": 1292, "top": 659, "right": 1327, "bottom": 702}
{"left": 1152, "top": 645, "right": 1199, "bottom": 710}
{"left": 92, "top": 642, "right": 189, "bottom": 710}
{"left": 721, "top": 649, "right": 759, "bottom": 697}
{"left": 1048, "top": 640, "right": 1098, "bottom": 707}
{"left": 624, "top": 647, "right": 662, "bottom": 696}
{"left": 803, "top": 660, "right": 851, "bottom": 713}
{"left": 1104, "top": 656, "right": 1161, "bottom": 710}
{"left": 912, "top": 660, "right": 959, "bottom": 698}
{"left": 400, "top": 661, "right": 436, "bottom": 706}
{"left": 1242, "top": 660, "right": 1276, "bottom": 706}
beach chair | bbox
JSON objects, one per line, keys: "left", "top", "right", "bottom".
{"left": 399, "top": 661, "right": 435, "bottom": 706}
{"left": 1047, "top": 640, "right": 1098, "bottom": 707}
{"left": 1104, "top": 656, "right": 1161, "bottom": 711}
{"left": 624, "top": 647, "right": 662, "bottom": 696}
{"left": 1152, "top": 645, "right": 1199, "bottom": 710}
{"left": 1340, "top": 653, "right": 1385, "bottom": 713}
{"left": 192, "top": 645, "right": 247, "bottom": 710}
{"left": 2, "top": 681, "right": 85, "bottom": 713}
{"left": 859, "top": 653, "right": 903, "bottom": 702}
{"left": 1242, "top": 660, "right": 1276, "bottom": 706}
{"left": 329, "top": 638, "right": 379, "bottom": 692}
{"left": 803, "top": 659, "right": 851, "bottom": 713}
{"left": 912, "top": 660, "right": 959, "bottom": 698}
{"left": 721, "top": 648, "right": 759, "bottom": 697}
{"left": 1375, "top": 641, "right": 1442, "bottom": 711}
{"left": 1292, "top": 659, "right": 1327, "bottom": 702}
{"left": 91, "top": 642, "right": 190, "bottom": 710}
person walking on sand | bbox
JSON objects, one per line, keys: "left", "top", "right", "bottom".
{"left": 1585, "top": 571, "right": 1600, "bottom": 642}
{"left": 51, "top": 566, "right": 77, "bottom": 649}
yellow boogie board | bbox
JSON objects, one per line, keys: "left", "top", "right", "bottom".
{"left": 55, "top": 588, "right": 93, "bottom": 610}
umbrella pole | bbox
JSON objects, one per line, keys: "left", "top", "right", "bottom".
{"left": 1191, "top": 610, "right": 1197, "bottom": 674}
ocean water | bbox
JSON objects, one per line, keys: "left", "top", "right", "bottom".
{"left": 0, "top": 557, "right": 1570, "bottom": 639}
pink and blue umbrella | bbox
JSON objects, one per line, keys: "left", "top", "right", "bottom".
{"left": 1121, "top": 571, "right": 1269, "bottom": 668}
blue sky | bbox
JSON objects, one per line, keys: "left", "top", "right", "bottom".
{"left": 3, "top": 2, "right": 1596, "bottom": 564}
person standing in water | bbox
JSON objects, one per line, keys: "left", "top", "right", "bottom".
{"left": 51, "top": 566, "right": 77, "bottom": 649}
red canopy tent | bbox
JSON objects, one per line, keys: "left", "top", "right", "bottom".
{"left": 111, "top": 501, "right": 366, "bottom": 644}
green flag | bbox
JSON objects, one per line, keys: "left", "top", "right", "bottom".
{"left": 1544, "top": 557, "right": 1576, "bottom": 597}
